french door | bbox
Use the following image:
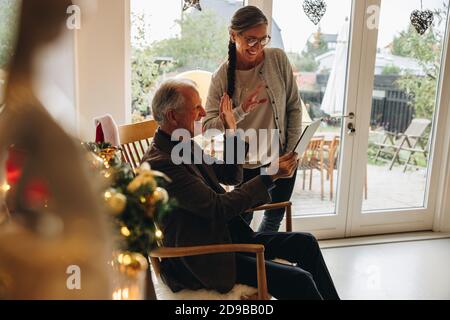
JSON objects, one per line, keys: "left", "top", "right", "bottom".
{"left": 263, "top": 0, "right": 450, "bottom": 238}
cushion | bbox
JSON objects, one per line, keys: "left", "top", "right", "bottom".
{"left": 150, "top": 263, "right": 259, "bottom": 300}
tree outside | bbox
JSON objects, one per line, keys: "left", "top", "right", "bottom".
{"left": 394, "top": 7, "right": 447, "bottom": 120}
{"left": 381, "top": 64, "right": 401, "bottom": 76}
{"left": 151, "top": 10, "right": 228, "bottom": 72}
{"left": 0, "top": 0, "right": 19, "bottom": 69}
{"left": 131, "top": 10, "right": 229, "bottom": 118}
{"left": 368, "top": 8, "right": 447, "bottom": 167}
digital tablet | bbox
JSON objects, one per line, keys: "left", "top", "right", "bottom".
{"left": 293, "top": 119, "right": 322, "bottom": 157}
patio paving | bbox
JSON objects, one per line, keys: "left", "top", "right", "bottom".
{"left": 289, "top": 164, "right": 428, "bottom": 216}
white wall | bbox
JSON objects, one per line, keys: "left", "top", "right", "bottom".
{"left": 34, "top": 30, "right": 77, "bottom": 136}
{"left": 440, "top": 162, "right": 450, "bottom": 232}
{"left": 75, "top": 0, "right": 131, "bottom": 141}
{"left": 0, "top": 32, "right": 77, "bottom": 137}
{"left": 435, "top": 96, "right": 450, "bottom": 232}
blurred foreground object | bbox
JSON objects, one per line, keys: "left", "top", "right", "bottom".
{"left": 111, "top": 252, "right": 148, "bottom": 300}
{"left": 0, "top": 0, "right": 112, "bottom": 299}
{"left": 85, "top": 142, "right": 174, "bottom": 300}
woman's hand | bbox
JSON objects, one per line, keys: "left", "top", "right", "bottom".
{"left": 219, "top": 93, "right": 237, "bottom": 130}
{"left": 242, "top": 83, "right": 269, "bottom": 113}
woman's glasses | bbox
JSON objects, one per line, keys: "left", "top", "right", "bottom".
{"left": 241, "top": 35, "right": 272, "bottom": 47}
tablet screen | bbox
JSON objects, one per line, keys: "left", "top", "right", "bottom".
{"left": 293, "top": 119, "right": 322, "bottom": 156}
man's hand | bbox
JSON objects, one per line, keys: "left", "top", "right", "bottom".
{"left": 219, "top": 93, "right": 237, "bottom": 130}
{"left": 242, "top": 83, "right": 269, "bottom": 113}
{"left": 270, "top": 152, "right": 298, "bottom": 182}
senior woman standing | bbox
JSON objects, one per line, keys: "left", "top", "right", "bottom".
{"left": 203, "top": 6, "right": 303, "bottom": 232}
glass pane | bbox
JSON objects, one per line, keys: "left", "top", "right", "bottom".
{"left": 130, "top": 0, "right": 244, "bottom": 121}
{"left": 363, "top": 0, "right": 449, "bottom": 212}
{"left": 0, "top": 0, "right": 20, "bottom": 105}
{"left": 272, "top": 0, "right": 352, "bottom": 216}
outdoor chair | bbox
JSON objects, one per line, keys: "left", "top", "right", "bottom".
{"left": 298, "top": 136, "right": 325, "bottom": 200}
{"left": 322, "top": 136, "right": 340, "bottom": 201}
{"left": 374, "top": 118, "right": 431, "bottom": 172}
{"left": 323, "top": 136, "right": 368, "bottom": 200}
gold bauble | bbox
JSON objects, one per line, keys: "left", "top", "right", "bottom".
{"left": 99, "top": 147, "right": 121, "bottom": 164}
{"left": 155, "top": 229, "right": 163, "bottom": 240}
{"left": 87, "top": 152, "right": 106, "bottom": 170}
{"left": 152, "top": 187, "right": 169, "bottom": 204}
{"left": 127, "top": 173, "right": 157, "bottom": 193}
{"left": 104, "top": 189, "right": 127, "bottom": 215}
{"left": 113, "top": 252, "right": 148, "bottom": 278}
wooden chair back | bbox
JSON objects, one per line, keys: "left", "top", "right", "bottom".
{"left": 118, "top": 120, "right": 158, "bottom": 170}
{"left": 328, "top": 135, "right": 341, "bottom": 167}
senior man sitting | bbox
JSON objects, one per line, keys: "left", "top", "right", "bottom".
{"left": 142, "top": 79, "right": 339, "bottom": 300}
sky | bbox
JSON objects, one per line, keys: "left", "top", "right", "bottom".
{"left": 131, "top": 0, "right": 449, "bottom": 53}
{"left": 273, "top": 0, "right": 448, "bottom": 52}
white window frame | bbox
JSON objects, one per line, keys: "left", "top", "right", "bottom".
{"left": 252, "top": 0, "right": 450, "bottom": 238}
{"left": 109, "top": 0, "right": 450, "bottom": 237}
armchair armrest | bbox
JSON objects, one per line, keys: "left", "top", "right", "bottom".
{"left": 246, "top": 201, "right": 292, "bottom": 232}
{"left": 150, "top": 244, "right": 264, "bottom": 258}
{"left": 248, "top": 201, "right": 291, "bottom": 212}
{"left": 149, "top": 244, "right": 269, "bottom": 300}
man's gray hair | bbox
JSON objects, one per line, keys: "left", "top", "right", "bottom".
{"left": 152, "top": 78, "right": 198, "bottom": 125}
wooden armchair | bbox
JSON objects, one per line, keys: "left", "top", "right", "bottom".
{"left": 149, "top": 244, "right": 269, "bottom": 300}
{"left": 117, "top": 120, "right": 296, "bottom": 299}
{"left": 118, "top": 121, "right": 295, "bottom": 299}
{"left": 148, "top": 203, "right": 292, "bottom": 300}
{"left": 246, "top": 201, "right": 293, "bottom": 232}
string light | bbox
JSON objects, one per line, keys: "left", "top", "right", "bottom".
{"left": 120, "top": 226, "right": 131, "bottom": 237}
{"left": 104, "top": 191, "right": 112, "bottom": 200}
{"left": 1, "top": 183, "right": 10, "bottom": 193}
{"left": 155, "top": 229, "right": 163, "bottom": 239}
{"left": 123, "top": 254, "right": 132, "bottom": 265}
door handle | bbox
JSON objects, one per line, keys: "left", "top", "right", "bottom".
{"left": 329, "top": 112, "right": 355, "bottom": 120}
{"left": 347, "top": 122, "right": 356, "bottom": 135}
{"left": 342, "top": 112, "right": 355, "bottom": 120}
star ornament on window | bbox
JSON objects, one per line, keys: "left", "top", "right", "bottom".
{"left": 183, "top": 0, "right": 202, "bottom": 12}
